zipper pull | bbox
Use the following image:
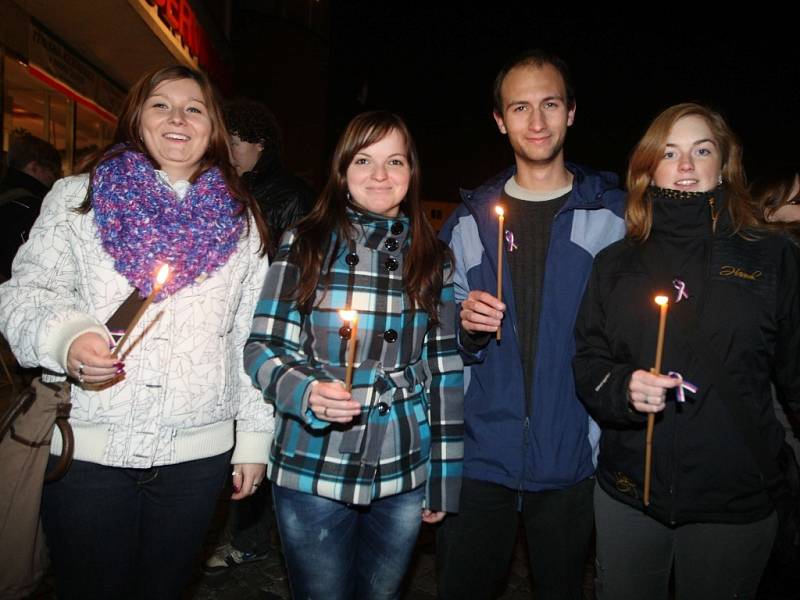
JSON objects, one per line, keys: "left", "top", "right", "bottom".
{"left": 708, "top": 196, "right": 718, "bottom": 232}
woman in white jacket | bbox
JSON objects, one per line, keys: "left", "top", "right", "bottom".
{"left": 0, "top": 65, "right": 273, "bottom": 599}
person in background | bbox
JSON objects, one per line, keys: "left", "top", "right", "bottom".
{"left": 245, "top": 110, "right": 463, "bottom": 600}
{"left": 573, "top": 103, "right": 800, "bottom": 600}
{"left": 225, "top": 98, "right": 314, "bottom": 255}
{"left": 0, "top": 65, "right": 273, "bottom": 599}
{"left": 0, "top": 131, "right": 62, "bottom": 280}
{"left": 751, "top": 166, "right": 800, "bottom": 239}
{"left": 204, "top": 98, "right": 313, "bottom": 577}
{"left": 749, "top": 165, "right": 800, "bottom": 600}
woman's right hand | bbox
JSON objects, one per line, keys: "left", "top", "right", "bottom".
{"left": 67, "top": 332, "right": 123, "bottom": 384}
{"left": 627, "top": 369, "right": 681, "bottom": 413}
{"left": 308, "top": 381, "right": 362, "bottom": 423}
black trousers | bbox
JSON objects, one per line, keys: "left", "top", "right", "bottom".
{"left": 41, "top": 452, "right": 231, "bottom": 600}
{"left": 436, "top": 476, "right": 594, "bottom": 600}
{"left": 594, "top": 483, "right": 777, "bottom": 600}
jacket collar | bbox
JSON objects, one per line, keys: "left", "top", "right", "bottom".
{"left": 0, "top": 167, "right": 49, "bottom": 199}
{"left": 460, "top": 161, "right": 621, "bottom": 214}
{"left": 345, "top": 206, "right": 410, "bottom": 251}
{"left": 649, "top": 185, "right": 729, "bottom": 239}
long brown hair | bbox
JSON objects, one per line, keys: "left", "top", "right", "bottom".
{"left": 625, "top": 103, "right": 758, "bottom": 242}
{"left": 77, "top": 65, "right": 268, "bottom": 251}
{"left": 750, "top": 167, "right": 800, "bottom": 241}
{"left": 751, "top": 167, "right": 799, "bottom": 220}
{"left": 291, "top": 111, "right": 451, "bottom": 321}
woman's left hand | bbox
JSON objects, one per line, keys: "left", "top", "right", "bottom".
{"left": 422, "top": 509, "right": 447, "bottom": 524}
{"left": 231, "top": 463, "right": 266, "bottom": 500}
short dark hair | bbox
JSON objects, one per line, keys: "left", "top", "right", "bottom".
{"left": 492, "top": 49, "right": 575, "bottom": 114}
{"left": 224, "top": 98, "right": 282, "bottom": 158}
{"left": 7, "top": 130, "right": 61, "bottom": 174}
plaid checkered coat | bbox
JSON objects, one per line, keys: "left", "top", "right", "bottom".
{"left": 245, "top": 209, "right": 463, "bottom": 510}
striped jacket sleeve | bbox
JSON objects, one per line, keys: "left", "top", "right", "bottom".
{"left": 244, "top": 231, "right": 334, "bottom": 429}
{"left": 423, "top": 260, "right": 464, "bottom": 512}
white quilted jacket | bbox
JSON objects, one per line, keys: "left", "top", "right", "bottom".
{"left": 0, "top": 175, "right": 274, "bottom": 468}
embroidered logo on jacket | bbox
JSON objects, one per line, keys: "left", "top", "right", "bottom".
{"left": 613, "top": 472, "right": 640, "bottom": 499}
{"left": 719, "top": 265, "right": 762, "bottom": 281}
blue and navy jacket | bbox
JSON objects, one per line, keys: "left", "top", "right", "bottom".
{"left": 438, "top": 163, "right": 625, "bottom": 492}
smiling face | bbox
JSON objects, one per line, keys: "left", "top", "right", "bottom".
{"left": 345, "top": 128, "right": 410, "bottom": 218}
{"left": 652, "top": 115, "right": 722, "bottom": 193}
{"left": 139, "top": 78, "right": 211, "bottom": 182}
{"left": 493, "top": 63, "right": 575, "bottom": 166}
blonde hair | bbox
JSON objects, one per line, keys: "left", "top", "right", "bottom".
{"left": 625, "top": 103, "right": 757, "bottom": 242}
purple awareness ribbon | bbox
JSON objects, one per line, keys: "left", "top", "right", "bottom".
{"left": 667, "top": 371, "right": 698, "bottom": 403}
{"left": 505, "top": 230, "right": 518, "bottom": 252}
{"left": 673, "top": 279, "right": 689, "bottom": 303}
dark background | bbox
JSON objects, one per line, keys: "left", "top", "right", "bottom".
{"left": 231, "top": 3, "right": 800, "bottom": 201}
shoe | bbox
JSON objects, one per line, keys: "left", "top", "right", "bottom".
{"left": 203, "top": 543, "right": 269, "bottom": 575}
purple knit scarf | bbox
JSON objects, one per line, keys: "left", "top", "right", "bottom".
{"left": 92, "top": 149, "right": 245, "bottom": 299}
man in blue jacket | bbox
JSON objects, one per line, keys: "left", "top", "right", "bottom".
{"left": 437, "top": 49, "right": 626, "bottom": 600}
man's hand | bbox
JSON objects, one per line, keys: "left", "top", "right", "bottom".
{"left": 460, "top": 290, "right": 505, "bottom": 334}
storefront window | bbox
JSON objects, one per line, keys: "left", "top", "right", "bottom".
{"left": 3, "top": 56, "right": 69, "bottom": 170}
{"left": 76, "top": 103, "right": 113, "bottom": 168}
{"left": 3, "top": 56, "right": 116, "bottom": 174}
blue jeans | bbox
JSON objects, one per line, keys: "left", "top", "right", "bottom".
{"left": 40, "top": 452, "right": 231, "bottom": 600}
{"left": 272, "top": 484, "right": 425, "bottom": 600}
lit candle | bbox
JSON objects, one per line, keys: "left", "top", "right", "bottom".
{"left": 644, "top": 294, "right": 669, "bottom": 507}
{"left": 112, "top": 263, "right": 170, "bottom": 359}
{"left": 495, "top": 205, "right": 504, "bottom": 341}
{"left": 339, "top": 309, "right": 359, "bottom": 392}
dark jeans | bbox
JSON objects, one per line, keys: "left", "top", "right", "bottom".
{"left": 41, "top": 451, "right": 231, "bottom": 600}
{"left": 594, "top": 482, "right": 777, "bottom": 600}
{"left": 226, "top": 481, "right": 272, "bottom": 554}
{"left": 273, "top": 484, "right": 425, "bottom": 600}
{"left": 437, "top": 476, "right": 594, "bottom": 600}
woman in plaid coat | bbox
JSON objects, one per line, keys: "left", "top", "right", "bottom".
{"left": 245, "top": 111, "right": 463, "bottom": 599}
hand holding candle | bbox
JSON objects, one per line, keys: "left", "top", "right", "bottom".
{"left": 643, "top": 294, "right": 669, "bottom": 507}
{"left": 495, "top": 206, "right": 504, "bottom": 341}
{"left": 112, "top": 263, "right": 170, "bottom": 359}
{"left": 339, "top": 309, "right": 359, "bottom": 391}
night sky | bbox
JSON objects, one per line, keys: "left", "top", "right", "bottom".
{"left": 324, "top": 6, "right": 800, "bottom": 203}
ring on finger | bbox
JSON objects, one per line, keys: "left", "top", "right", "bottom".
{"left": 323, "top": 406, "right": 329, "bottom": 417}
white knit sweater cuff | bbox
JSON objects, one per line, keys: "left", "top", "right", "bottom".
{"left": 231, "top": 430, "right": 272, "bottom": 465}
{"left": 44, "top": 314, "right": 110, "bottom": 373}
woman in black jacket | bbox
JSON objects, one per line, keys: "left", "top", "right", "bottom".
{"left": 573, "top": 103, "right": 800, "bottom": 600}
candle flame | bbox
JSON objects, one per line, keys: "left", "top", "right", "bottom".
{"left": 339, "top": 309, "right": 358, "bottom": 322}
{"left": 654, "top": 295, "right": 669, "bottom": 306}
{"left": 155, "top": 263, "right": 170, "bottom": 287}
{"left": 495, "top": 206, "right": 505, "bottom": 216}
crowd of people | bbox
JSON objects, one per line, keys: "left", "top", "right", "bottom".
{"left": 0, "top": 48, "right": 798, "bottom": 600}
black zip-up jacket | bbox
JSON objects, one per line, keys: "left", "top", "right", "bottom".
{"left": 242, "top": 154, "right": 314, "bottom": 256}
{"left": 573, "top": 187, "right": 800, "bottom": 526}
